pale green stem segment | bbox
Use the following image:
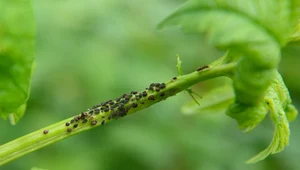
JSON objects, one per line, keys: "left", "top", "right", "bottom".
{"left": 0, "top": 58, "right": 236, "bottom": 166}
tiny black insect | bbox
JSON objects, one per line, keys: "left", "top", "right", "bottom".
{"left": 66, "top": 122, "right": 70, "bottom": 126}
{"left": 196, "top": 65, "right": 209, "bottom": 71}
{"left": 155, "top": 87, "right": 160, "bottom": 92}
{"left": 142, "top": 91, "right": 147, "bottom": 97}
{"left": 131, "top": 103, "right": 138, "bottom": 108}
{"left": 160, "top": 92, "right": 165, "bottom": 97}
{"left": 67, "top": 128, "right": 72, "bottom": 133}
{"left": 73, "top": 124, "right": 78, "bottom": 128}
{"left": 172, "top": 77, "right": 177, "bottom": 80}
{"left": 43, "top": 130, "right": 49, "bottom": 134}
{"left": 148, "top": 95, "right": 155, "bottom": 100}
{"left": 159, "top": 83, "right": 166, "bottom": 89}
{"left": 82, "top": 119, "right": 88, "bottom": 123}
{"left": 94, "top": 109, "right": 100, "bottom": 114}
{"left": 70, "top": 119, "right": 75, "bottom": 123}
{"left": 101, "top": 120, "right": 105, "bottom": 125}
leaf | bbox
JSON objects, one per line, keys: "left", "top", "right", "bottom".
{"left": 245, "top": 72, "right": 297, "bottom": 163}
{"left": 181, "top": 85, "right": 234, "bottom": 115}
{"left": 158, "top": 0, "right": 296, "bottom": 106}
{"left": 0, "top": 0, "right": 36, "bottom": 124}
{"left": 288, "top": 19, "right": 300, "bottom": 45}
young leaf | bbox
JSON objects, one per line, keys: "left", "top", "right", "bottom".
{"left": 246, "top": 72, "right": 296, "bottom": 163}
{"left": 181, "top": 85, "right": 234, "bottom": 115}
{"left": 0, "top": 0, "right": 36, "bottom": 124}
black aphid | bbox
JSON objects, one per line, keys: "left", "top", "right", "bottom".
{"left": 43, "top": 130, "right": 49, "bottom": 134}
{"left": 81, "top": 112, "right": 87, "bottom": 118}
{"left": 91, "top": 120, "right": 97, "bottom": 126}
{"left": 102, "top": 116, "right": 105, "bottom": 118}
{"left": 142, "top": 91, "right": 147, "bottom": 97}
{"left": 173, "top": 77, "right": 177, "bottom": 80}
{"left": 160, "top": 92, "right": 165, "bottom": 97}
{"left": 155, "top": 87, "right": 160, "bottom": 92}
{"left": 104, "top": 108, "right": 109, "bottom": 112}
{"left": 138, "top": 93, "right": 142, "bottom": 98}
{"left": 148, "top": 95, "right": 155, "bottom": 100}
{"left": 160, "top": 83, "right": 166, "bottom": 89}
{"left": 74, "top": 116, "right": 79, "bottom": 121}
{"left": 101, "top": 120, "right": 105, "bottom": 125}
{"left": 132, "top": 103, "right": 138, "bottom": 108}
{"left": 67, "top": 128, "right": 72, "bottom": 133}
{"left": 66, "top": 122, "right": 70, "bottom": 126}
{"left": 70, "top": 119, "right": 75, "bottom": 123}
{"left": 73, "top": 124, "right": 78, "bottom": 128}
{"left": 196, "top": 65, "right": 209, "bottom": 71}
{"left": 82, "top": 119, "right": 88, "bottom": 123}
{"left": 89, "top": 110, "right": 94, "bottom": 114}
{"left": 94, "top": 109, "right": 100, "bottom": 114}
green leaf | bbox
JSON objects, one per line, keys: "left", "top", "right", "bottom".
{"left": 0, "top": 0, "right": 36, "bottom": 124}
{"left": 288, "top": 19, "right": 300, "bottom": 45}
{"left": 246, "top": 72, "right": 296, "bottom": 163}
{"left": 181, "top": 85, "right": 234, "bottom": 115}
{"left": 158, "top": 0, "right": 297, "bottom": 106}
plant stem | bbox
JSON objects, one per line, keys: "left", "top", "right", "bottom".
{"left": 0, "top": 60, "right": 236, "bottom": 166}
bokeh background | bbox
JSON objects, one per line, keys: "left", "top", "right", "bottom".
{"left": 1, "top": 0, "right": 300, "bottom": 169}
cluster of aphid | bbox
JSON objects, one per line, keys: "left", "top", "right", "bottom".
{"left": 62, "top": 82, "right": 168, "bottom": 133}
{"left": 42, "top": 65, "right": 209, "bottom": 135}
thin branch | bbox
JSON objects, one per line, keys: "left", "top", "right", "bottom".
{"left": 0, "top": 59, "right": 236, "bottom": 166}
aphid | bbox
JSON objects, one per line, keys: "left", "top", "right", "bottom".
{"left": 89, "top": 110, "right": 94, "bottom": 114}
{"left": 102, "top": 116, "right": 105, "bottom": 118}
{"left": 131, "top": 91, "right": 138, "bottom": 95}
{"left": 149, "top": 83, "right": 155, "bottom": 87}
{"left": 101, "top": 120, "right": 105, "bottom": 125}
{"left": 140, "top": 102, "right": 145, "bottom": 104}
{"left": 104, "top": 108, "right": 109, "bottom": 112}
{"left": 159, "top": 83, "right": 166, "bottom": 89}
{"left": 131, "top": 103, "right": 138, "bottom": 108}
{"left": 94, "top": 109, "right": 100, "bottom": 114}
{"left": 91, "top": 120, "right": 97, "bottom": 126}
{"left": 160, "top": 92, "right": 165, "bottom": 97}
{"left": 142, "top": 91, "right": 147, "bottom": 97}
{"left": 148, "top": 95, "right": 155, "bottom": 100}
{"left": 155, "top": 83, "right": 160, "bottom": 88}
{"left": 70, "top": 119, "right": 75, "bottom": 123}
{"left": 67, "top": 128, "right": 72, "bottom": 133}
{"left": 138, "top": 93, "right": 142, "bottom": 98}
{"left": 172, "top": 77, "right": 177, "bottom": 80}
{"left": 66, "top": 122, "right": 70, "bottom": 126}
{"left": 81, "top": 112, "right": 87, "bottom": 118}
{"left": 74, "top": 116, "right": 80, "bottom": 121}
{"left": 73, "top": 124, "right": 78, "bottom": 128}
{"left": 82, "top": 119, "right": 88, "bottom": 123}
{"left": 155, "top": 87, "right": 160, "bottom": 92}
{"left": 196, "top": 65, "right": 209, "bottom": 71}
{"left": 43, "top": 130, "right": 49, "bottom": 134}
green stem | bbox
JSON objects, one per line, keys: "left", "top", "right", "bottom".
{"left": 0, "top": 60, "right": 236, "bottom": 166}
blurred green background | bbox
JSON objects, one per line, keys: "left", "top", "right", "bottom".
{"left": 1, "top": 0, "right": 300, "bottom": 169}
